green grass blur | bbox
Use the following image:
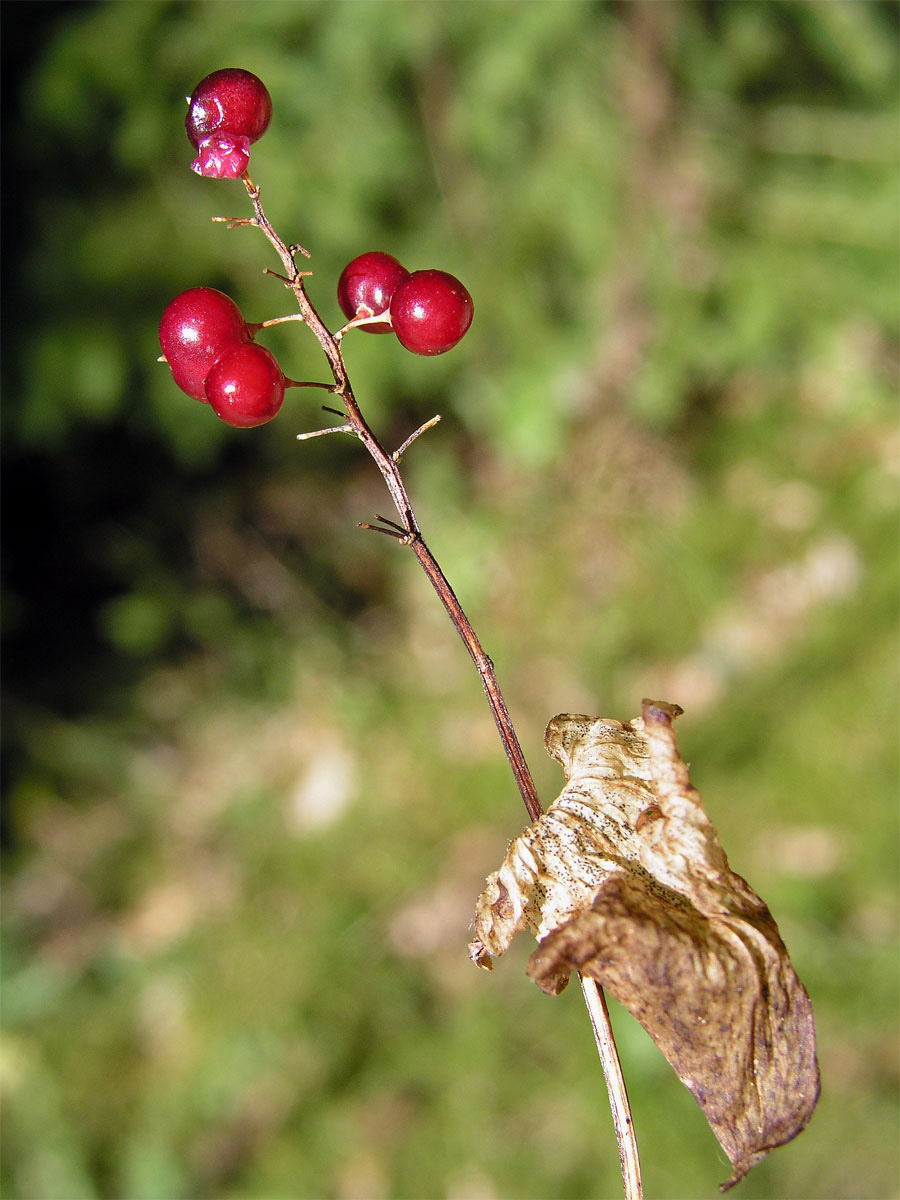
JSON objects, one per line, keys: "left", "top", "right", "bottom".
{"left": 2, "top": 2, "right": 898, "bottom": 1198}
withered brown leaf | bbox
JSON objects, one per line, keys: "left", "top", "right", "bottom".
{"left": 470, "top": 700, "right": 819, "bottom": 1189}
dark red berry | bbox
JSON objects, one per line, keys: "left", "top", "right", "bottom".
{"left": 204, "top": 343, "right": 285, "bottom": 428}
{"left": 186, "top": 68, "right": 272, "bottom": 149}
{"left": 159, "top": 287, "right": 250, "bottom": 401}
{"left": 337, "top": 252, "right": 409, "bottom": 333}
{"left": 390, "top": 270, "right": 474, "bottom": 356}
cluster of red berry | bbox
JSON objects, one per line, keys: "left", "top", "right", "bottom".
{"left": 337, "top": 252, "right": 473, "bottom": 356}
{"left": 159, "top": 287, "right": 286, "bottom": 427}
{"left": 160, "top": 69, "right": 474, "bottom": 428}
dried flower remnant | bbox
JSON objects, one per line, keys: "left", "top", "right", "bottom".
{"left": 470, "top": 700, "right": 819, "bottom": 1189}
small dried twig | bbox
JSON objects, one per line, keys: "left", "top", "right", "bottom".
{"left": 358, "top": 521, "right": 412, "bottom": 542}
{"left": 263, "top": 266, "right": 312, "bottom": 284}
{"left": 372, "top": 513, "right": 407, "bottom": 533}
{"left": 335, "top": 310, "right": 393, "bottom": 342}
{"left": 211, "top": 214, "right": 259, "bottom": 230}
{"left": 285, "top": 381, "right": 340, "bottom": 393}
{"left": 296, "top": 424, "right": 355, "bottom": 442}
{"left": 393, "top": 415, "right": 441, "bottom": 463}
{"left": 253, "top": 313, "right": 306, "bottom": 331}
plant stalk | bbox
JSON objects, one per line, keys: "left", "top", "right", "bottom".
{"left": 581, "top": 974, "right": 643, "bottom": 1200}
{"left": 227, "top": 172, "right": 642, "bottom": 1198}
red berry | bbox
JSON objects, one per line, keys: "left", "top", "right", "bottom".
{"left": 159, "top": 287, "right": 250, "bottom": 401}
{"left": 337, "top": 252, "right": 409, "bottom": 333}
{"left": 390, "top": 270, "right": 474, "bottom": 356}
{"left": 186, "top": 68, "right": 272, "bottom": 149}
{"left": 204, "top": 343, "right": 285, "bottom": 428}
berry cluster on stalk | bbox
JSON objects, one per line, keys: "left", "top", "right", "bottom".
{"left": 155, "top": 65, "right": 656, "bottom": 1200}
{"left": 160, "top": 68, "right": 474, "bottom": 428}
{"left": 153, "top": 64, "right": 820, "bottom": 1200}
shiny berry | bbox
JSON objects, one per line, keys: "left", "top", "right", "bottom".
{"left": 186, "top": 68, "right": 272, "bottom": 149}
{"left": 204, "top": 343, "right": 285, "bottom": 428}
{"left": 159, "top": 287, "right": 250, "bottom": 401}
{"left": 390, "top": 270, "right": 474, "bottom": 356}
{"left": 337, "top": 252, "right": 409, "bottom": 333}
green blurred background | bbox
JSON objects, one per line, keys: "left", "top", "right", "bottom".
{"left": 2, "top": 2, "right": 897, "bottom": 1197}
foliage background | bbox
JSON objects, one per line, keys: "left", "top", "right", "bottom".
{"left": 2, "top": 2, "right": 897, "bottom": 1198}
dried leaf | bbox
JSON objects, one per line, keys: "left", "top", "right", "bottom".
{"left": 470, "top": 700, "right": 819, "bottom": 1189}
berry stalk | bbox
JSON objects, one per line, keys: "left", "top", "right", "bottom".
{"left": 204, "top": 158, "right": 639, "bottom": 1198}
{"left": 229, "top": 175, "right": 542, "bottom": 822}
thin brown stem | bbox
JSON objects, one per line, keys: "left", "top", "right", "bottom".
{"left": 232, "top": 172, "right": 542, "bottom": 819}
{"left": 217, "top": 171, "right": 641, "bottom": 1199}
{"left": 407, "top": 536, "right": 543, "bottom": 822}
